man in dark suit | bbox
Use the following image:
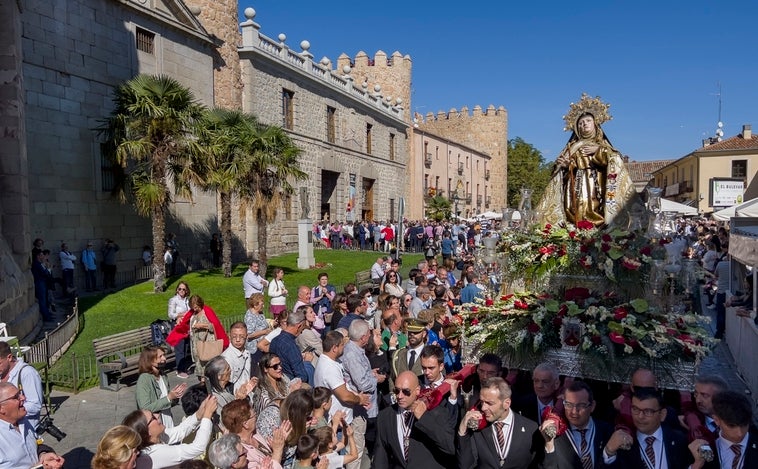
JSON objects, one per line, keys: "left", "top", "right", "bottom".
{"left": 389, "top": 318, "right": 427, "bottom": 389}
{"left": 461, "top": 353, "right": 503, "bottom": 410}
{"left": 419, "top": 344, "right": 462, "bottom": 424}
{"left": 513, "top": 362, "right": 563, "bottom": 425}
{"left": 372, "top": 371, "right": 455, "bottom": 469}
{"left": 604, "top": 388, "right": 692, "bottom": 469}
{"left": 457, "top": 377, "right": 556, "bottom": 469}
{"left": 691, "top": 390, "right": 758, "bottom": 469}
{"left": 553, "top": 380, "right": 613, "bottom": 468}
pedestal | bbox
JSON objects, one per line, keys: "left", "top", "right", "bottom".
{"left": 297, "top": 219, "right": 315, "bottom": 269}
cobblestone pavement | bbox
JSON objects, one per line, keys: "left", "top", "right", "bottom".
{"left": 38, "top": 289, "right": 756, "bottom": 468}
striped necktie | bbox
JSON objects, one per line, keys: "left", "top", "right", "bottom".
{"left": 731, "top": 443, "right": 742, "bottom": 469}
{"left": 645, "top": 436, "right": 656, "bottom": 468}
{"left": 578, "top": 428, "right": 592, "bottom": 469}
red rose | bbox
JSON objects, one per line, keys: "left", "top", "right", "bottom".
{"left": 514, "top": 300, "right": 529, "bottom": 310}
{"left": 613, "top": 307, "right": 628, "bottom": 320}
{"left": 527, "top": 322, "right": 541, "bottom": 334}
{"left": 470, "top": 318, "right": 479, "bottom": 326}
{"left": 565, "top": 287, "right": 590, "bottom": 302}
{"left": 558, "top": 305, "right": 568, "bottom": 317}
{"left": 470, "top": 306, "right": 478, "bottom": 313}
{"left": 628, "top": 339, "right": 639, "bottom": 349}
{"left": 579, "top": 256, "right": 592, "bottom": 268}
{"left": 557, "top": 247, "right": 566, "bottom": 256}
{"left": 602, "top": 234, "right": 612, "bottom": 242}
{"left": 580, "top": 245, "right": 589, "bottom": 253}
{"left": 501, "top": 294, "right": 514, "bottom": 301}
{"left": 601, "top": 242, "right": 611, "bottom": 253}
{"left": 577, "top": 220, "right": 594, "bottom": 231}
{"left": 640, "top": 245, "right": 652, "bottom": 256}
{"left": 609, "top": 332, "right": 626, "bottom": 344}
{"left": 569, "top": 231, "right": 577, "bottom": 239}
{"left": 485, "top": 298, "right": 494, "bottom": 306}
{"left": 545, "top": 223, "right": 552, "bottom": 230}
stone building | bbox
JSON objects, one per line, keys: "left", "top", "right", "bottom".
{"left": 0, "top": 0, "right": 507, "bottom": 340}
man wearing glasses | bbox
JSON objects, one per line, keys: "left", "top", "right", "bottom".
{"left": 603, "top": 387, "right": 692, "bottom": 468}
{"left": 552, "top": 380, "right": 613, "bottom": 468}
{"left": 372, "top": 371, "right": 455, "bottom": 469}
{"left": 0, "top": 382, "right": 64, "bottom": 469}
{"left": 0, "top": 341, "right": 44, "bottom": 429}
{"left": 208, "top": 433, "right": 249, "bottom": 469}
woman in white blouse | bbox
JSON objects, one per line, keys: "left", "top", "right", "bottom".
{"left": 123, "top": 395, "right": 218, "bottom": 469}
{"left": 167, "top": 282, "right": 191, "bottom": 378}
{"left": 267, "top": 268, "right": 288, "bottom": 318}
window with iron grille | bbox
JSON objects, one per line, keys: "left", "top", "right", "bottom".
{"left": 732, "top": 160, "right": 747, "bottom": 178}
{"left": 100, "top": 143, "right": 116, "bottom": 192}
{"left": 282, "top": 89, "right": 294, "bottom": 130}
{"left": 136, "top": 28, "right": 155, "bottom": 54}
{"left": 389, "top": 133, "right": 395, "bottom": 160}
{"left": 326, "top": 106, "right": 336, "bottom": 143}
{"left": 366, "top": 123, "right": 373, "bottom": 155}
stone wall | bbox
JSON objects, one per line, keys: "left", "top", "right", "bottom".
{"left": 0, "top": 0, "right": 37, "bottom": 341}
{"left": 21, "top": 0, "right": 217, "bottom": 272}
{"left": 417, "top": 105, "right": 508, "bottom": 209}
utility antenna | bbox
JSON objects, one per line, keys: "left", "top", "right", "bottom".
{"left": 710, "top": 82, "right": 724, "bottom": 142}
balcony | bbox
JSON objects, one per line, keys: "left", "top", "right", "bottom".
{"left": 424, "top": 153, "right": 432, "bottom": 168}
{"left": 485, "top": 195, "right": 491, "bottom": 207}
{"left": 466, "top": 192, "right": 472, "bottom": 203}
{"left": 485, "top": 169, "right": 490, "bottom": 180}
{"left": 679, "top": 180, "right": 693, "bottom": 193}
{"left": 458, "top": 162, "right": 464, "bottom": 175}
{"left": 476, "top": 195, "right": 483, "bottom": 206}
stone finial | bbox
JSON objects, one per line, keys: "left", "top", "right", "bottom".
{"left": 373, "top": 84, "right": 381, "bottom": 93}
{"left": 188, "top": 5, "right": 202, "bottom": 15}
{"left": 278, "top": 33, "right": 286, "bottom": 43}
{"left": 395, "top": 97, "right": 403, "bottom": 106}
{"left": 300, "top": 40, "right": 310, "bottom": 52}
{"left": 244, "top": 7, "right": 256, "bottom": 20}
{"left": 320, "top": 57, "right": 331, "bottom": 68}
{"left": 473, "top": 105, "right": 483, "bottom": 116}
{"left": 342, "top": 65, "right": 352, "bottom": 75}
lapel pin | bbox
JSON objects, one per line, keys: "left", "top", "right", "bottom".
{"left": 752, "top": 443, "right": 756, "bottom": 449}
{"left": 521, "top": 427, "right": 525, "bottom": 432}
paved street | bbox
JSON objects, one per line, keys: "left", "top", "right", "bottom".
{"left": 41, "top": 290, "right": 754, "bottom": 468}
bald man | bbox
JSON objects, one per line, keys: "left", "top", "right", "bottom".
{"left": 372, "top": 371, "right": 455, "bottom": 469}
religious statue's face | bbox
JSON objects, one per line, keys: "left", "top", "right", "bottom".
{"left": 577, "top": 115, "right": 596, "bottom": 138}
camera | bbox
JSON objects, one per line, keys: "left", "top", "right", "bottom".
{"left": 36, "top": 415, "right": 67, "bottom": 442}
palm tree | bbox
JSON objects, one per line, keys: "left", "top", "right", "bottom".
{"left": 425, "top": 195, "right": 452, "bottom": 222}
{"left": 240, "top": 124, "right": 307, "bottom": 274}
{"left": 99, "top": 74, "right": 205, "bottom": 292}
{"left": 194, "top": 108, "right": 260, "bottom": 277}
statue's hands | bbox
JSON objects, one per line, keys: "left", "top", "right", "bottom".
{"left": 555, "top": 151, "right": 570, "bottom": 168}
{"left": 580, "top": 144, "right": 599, "bottom": 156}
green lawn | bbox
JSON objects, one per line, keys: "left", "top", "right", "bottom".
{"left": 67, "top": 250, "right": 423, "bottom": 362}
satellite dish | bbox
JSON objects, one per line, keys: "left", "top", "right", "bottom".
{"left": 716, "top": 129, "right": 724, "bottom": 137}
{"left": 718, "top": 121, "right": 724, "bottom": 128}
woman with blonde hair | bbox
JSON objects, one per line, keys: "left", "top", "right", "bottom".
{"left": 91, "top": 425, "right": 141, "bottom": 469}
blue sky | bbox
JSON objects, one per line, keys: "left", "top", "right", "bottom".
{"left": 238, "top": 1, "right": 758, "bottom": 162}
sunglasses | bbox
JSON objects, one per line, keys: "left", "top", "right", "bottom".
{"left": 0, "top": 390, "right": 23, "bottom": 404}
{"left": 268, "top": 363, "right": 282, "bottom": 370}
{"left": 393, "top": 387, "right": 412, "bottom": 397}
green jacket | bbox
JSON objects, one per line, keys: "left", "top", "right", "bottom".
{"left": 135, "top": 372, "right": 174, "bottom": 412}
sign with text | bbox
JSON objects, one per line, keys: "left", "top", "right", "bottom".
{"left": 709, "top": 178, "right": 745, "bottom": 207}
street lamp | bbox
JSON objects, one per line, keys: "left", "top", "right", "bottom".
{"left": 452, "top": 189, "right": 462, "bottom": 220}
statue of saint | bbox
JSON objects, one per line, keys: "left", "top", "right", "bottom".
{"left": 536, "top": 94, "right": 642, "bottom": 228}
{"left": 299, "top": 186, "right": 310, "bottom": 219}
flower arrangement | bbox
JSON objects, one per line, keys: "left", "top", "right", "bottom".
{"left": 459, "top": 287, "right": 716, "bottom": 378}
{"left": 499, "top": 222, "right": 667, "bottom": 296}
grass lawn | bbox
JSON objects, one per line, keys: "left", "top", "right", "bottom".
{"left": 64, "top": 250, "right": 423, "bottom": 364}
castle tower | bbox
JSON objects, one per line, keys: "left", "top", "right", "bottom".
{"left": 417, "top": 105, "right": 508, "bottom": 209}
{"left": 187, "top": 0, "right": 243, "bottom": 109}
{"left": 337, "top": 50, "right": 412, "bottom": 123}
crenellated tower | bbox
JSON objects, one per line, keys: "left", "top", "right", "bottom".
{"left": 337, "top": 50, "right": 412, "bottom": 124}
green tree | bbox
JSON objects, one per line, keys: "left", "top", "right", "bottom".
{"left": 507, "top": 137, "right": 552, "bottom": 208}
{"left": 195, "top": 108, "right": 260, "bottom": 278}
{"left": 239, "top": 124, "right": 307, "bottom": 274}
{"left": 99, "top": 74, "right": 205, "bottom": 293}
{"left": 425, "top": 195, "right": 452, "bottom": 222}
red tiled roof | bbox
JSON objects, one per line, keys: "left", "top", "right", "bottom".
{"left": 696, "top": 134, "right": 758, "bottom": 152}
{"left": 625, "top": 160, "right": 673, "bottom": 183}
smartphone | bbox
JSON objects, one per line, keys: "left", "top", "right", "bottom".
{"left": 303, "top": 345, "right": 316, "bottom": 354}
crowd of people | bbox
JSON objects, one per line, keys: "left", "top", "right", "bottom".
{"left": 13, "top": 212, "right": 758, "bottom": 469}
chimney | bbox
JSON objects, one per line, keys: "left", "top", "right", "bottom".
{"left": 743, "top": 124, "right": 752, "bottom": 139}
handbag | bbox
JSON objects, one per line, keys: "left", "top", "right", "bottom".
{"left": 196, "top": 330, "right": 223, "bottom": 361}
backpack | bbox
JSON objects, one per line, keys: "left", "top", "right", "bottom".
{"left": 150, "top": 319, "right": 174, "bottom": 346}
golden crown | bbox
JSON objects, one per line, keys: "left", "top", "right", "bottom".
{"left": 562, "top": 93, "right": 612, "bottom": 131}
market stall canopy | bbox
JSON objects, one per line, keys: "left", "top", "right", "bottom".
{"left": 660, "top": 198, "right": 698, "bottom": 216}
{"left": 476, "top": 211, "right": 504, "bottom": 220}
{"left": 729, "top": 217, "right": 758, "bottom": 267}
{"left": 712, "top": 198, "right": 758, "bottom": 221}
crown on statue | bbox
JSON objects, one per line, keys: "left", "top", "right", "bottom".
{"left": 562, "top": 93, "right": 612, "bottom": 131}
